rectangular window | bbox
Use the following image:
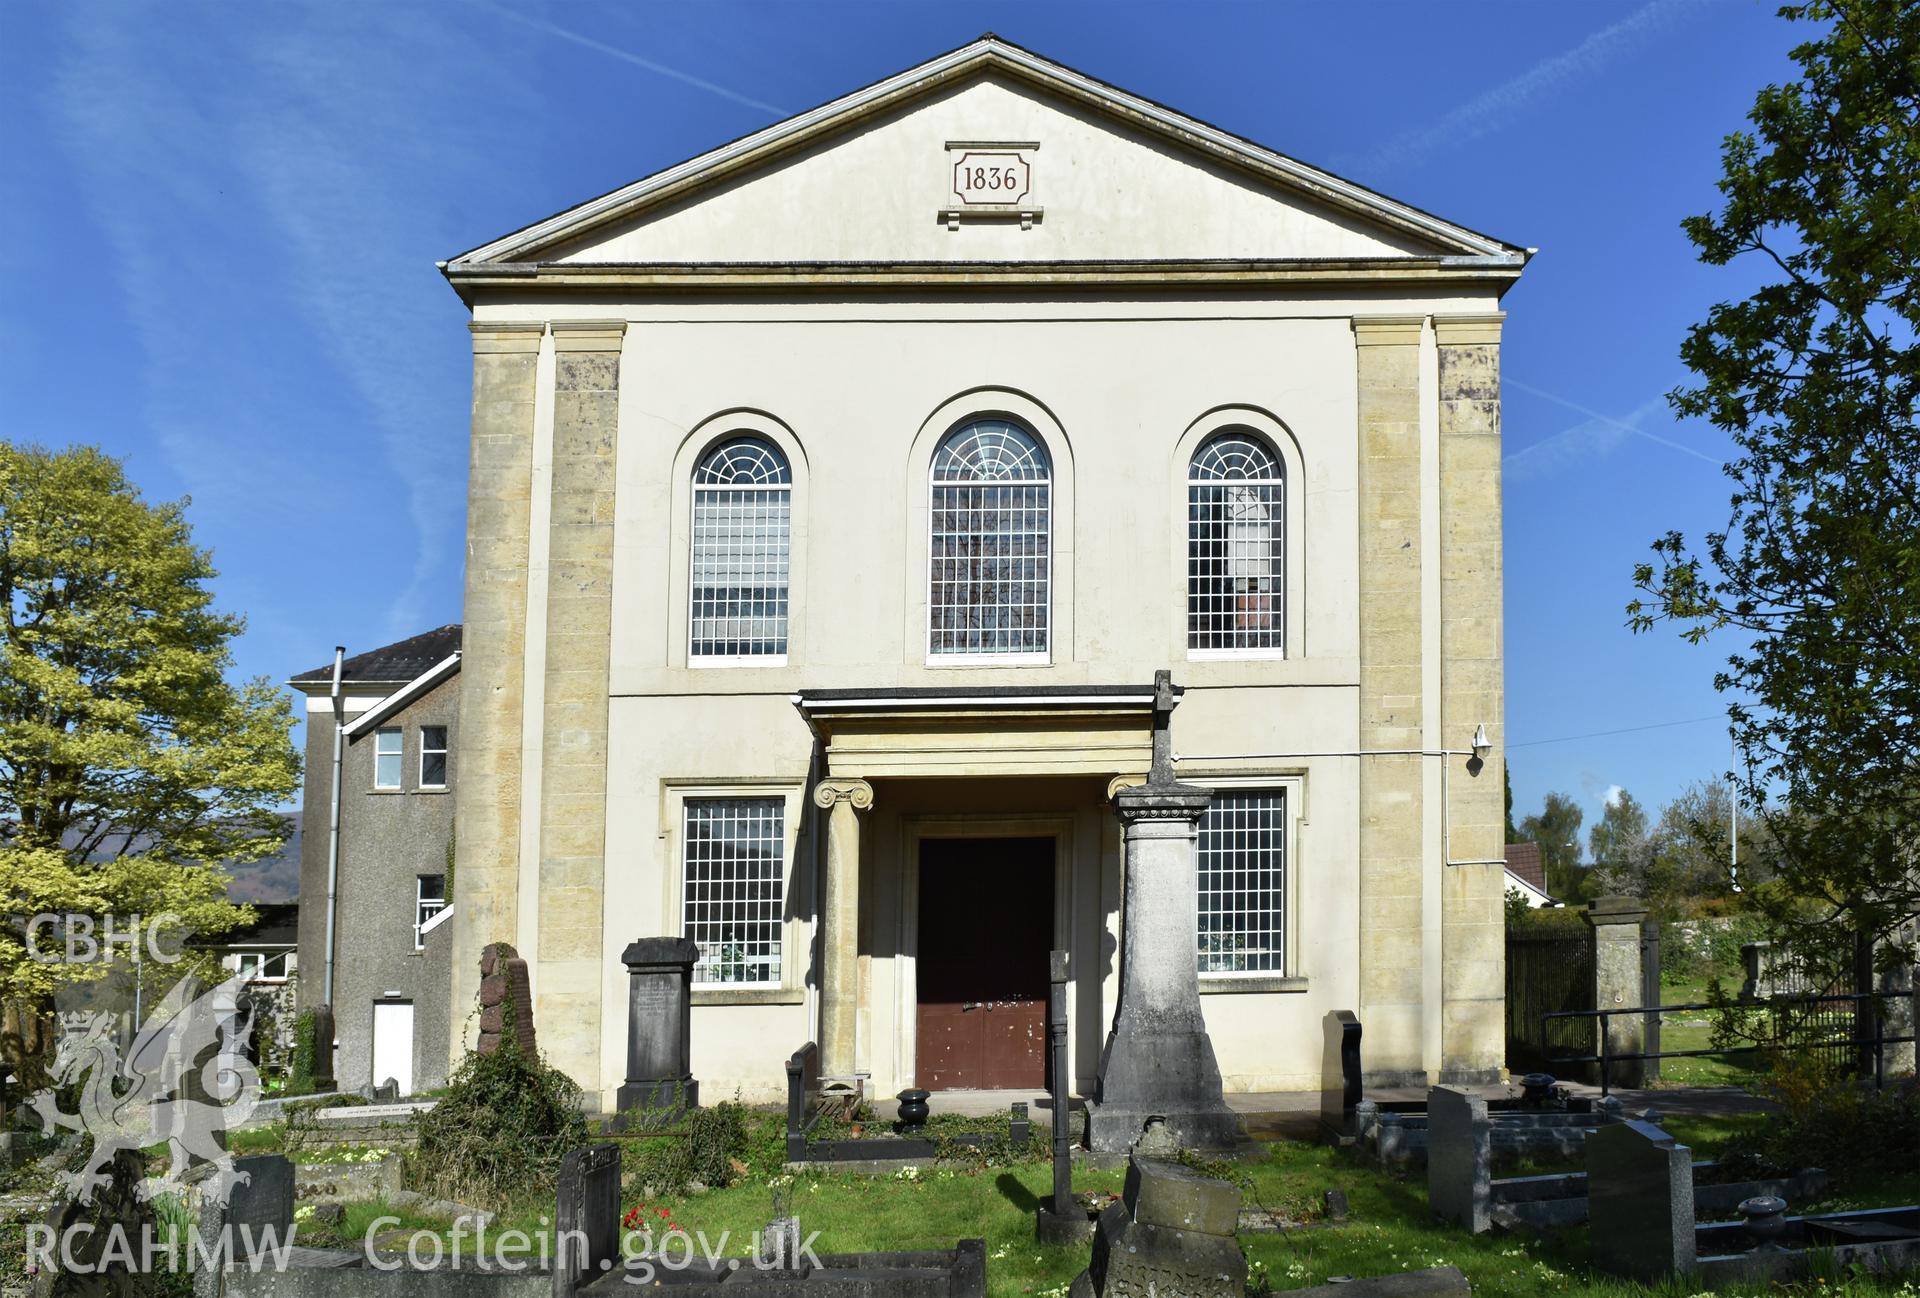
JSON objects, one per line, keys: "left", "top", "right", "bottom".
{"left": 236, "top": 952, "right": 263, "bottom": 978}
{"left": 690, "top": 484, "right": 790, "bottom": 659}
{"left": 1197, "top": 790, "right": 1287, "bottom": 975}
{"left": 1188, "top": 480, "right": 1283, "bottom": 653}
{"left": 682, "top": 798, "right": 785, "bottom": 987}
{"left": 415, "top": 874, "right": 447, "bottom": 951}
{"left": 419, "top": 725, "right": 449, "bottom": 789}
{"left": 928, "top": 479, "right": 1051, "bottom": 657}
{"left": 374, "top": 728, "right": 403, "bottom": 790}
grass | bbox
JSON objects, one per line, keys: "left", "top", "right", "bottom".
{"left": 1652, "top": 975, "right": 1768, "bottom": 1090}
{"left": 346, "top": 1123, "right": 1920, "bottom": 1298}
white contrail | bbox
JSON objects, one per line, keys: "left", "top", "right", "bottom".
{"left": 472, "top": 1, "right": 789, "bottom": 117}
{"left": 1507, "top": 378, "right": 1723, "bottom": 467}
{"left": 1344, "top": 0, "right": 1713, "bottom": 177}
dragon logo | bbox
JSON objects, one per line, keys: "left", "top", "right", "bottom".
{"left": 29, "top": 972, "right": 261, "bottom": 1207}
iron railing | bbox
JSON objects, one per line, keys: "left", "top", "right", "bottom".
{"left": 1543, "top": 990, "right": 1916, "bottom": 1096}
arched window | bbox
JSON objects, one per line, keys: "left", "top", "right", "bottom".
{"left": 690, "top": 437, "right": 791, "bottom": 660}
{"left": 928, "top": 418, "right": 1051, "bottom": 658}
{"left": 1187, "top": 430, "right": 1284, "bottom": 653}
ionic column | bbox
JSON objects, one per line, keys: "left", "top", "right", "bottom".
{"left": 812, "top": 778, "right": 873, "bottom": 1080}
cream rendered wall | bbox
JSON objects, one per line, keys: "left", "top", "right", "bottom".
{"left": 550, "top": 78, "right": 1439, "bottom": 265}
{"left": 465, "top": 288, "right": 1502, "bottom": 1109}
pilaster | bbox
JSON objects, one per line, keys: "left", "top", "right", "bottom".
{"left": 1435, "top": 312, "right": 1507, "bottom": 1082}
{"left": 450, "top": 320, "right": 542, "bottom": 1066}
{"left": 1353, "top": 314, "right": 1427, "bottom": 1084}
{"left": 537, "top": 319, "right": 626, "bottom": 1089}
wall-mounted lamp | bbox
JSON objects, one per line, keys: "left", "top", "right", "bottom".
{"left": 1470, "top": 723, "right": 1492, "bottom": 762}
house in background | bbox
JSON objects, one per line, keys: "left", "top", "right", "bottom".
{"left": 440, "top": 35, "right": 1522, "bottom": 1108}
{"left": 289, "top": 626, "right": 460, "bottom": 1096}
{"left": 216, "top": 901, "right": 300, "bottom": 1064}
{"left": 1503, "top": 842, "right": 1557, "bottom": 908}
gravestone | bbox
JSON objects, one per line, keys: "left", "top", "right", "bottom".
{"left": 554, "top": 1143, "right": 621, "bottom": 1298}
{"left": 1321, "top": 1010, "right": 1363, "bottom": 1140}
{"left": 615, "top": 937, "right": 700, "bottom": 1121}
{"left": 1426, "top": 1086, "right": 1491, "bottom": 1234}
{"left": 1071, "top": 1153, "right": 1246, "bottom": 1298}
{"left": 195, "top": 1153, "right": 296, "bottom": 1297}
{"left": 310, "top": 1002, "right": 336, "bottom": 1092}
{"left": 477, "top": 942, "right": 537, "bottom": 1057}
{"left": 1087, "top": 672, "right": 1241, "bottom": 1153}
{"left": 1587, "top": 1120, "right": 1695, "bottom": 1281}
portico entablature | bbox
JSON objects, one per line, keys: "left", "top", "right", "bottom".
{"left": 794, "top": 685, "right": 1168, "bottom": 781}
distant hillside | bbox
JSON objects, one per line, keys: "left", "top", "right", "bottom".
{"left": 225, "top": 811, "right": 301, "bottom": 903}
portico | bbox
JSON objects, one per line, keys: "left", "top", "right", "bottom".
{"left": 796, "top": 686, "right": 1160, "bottom": 1092}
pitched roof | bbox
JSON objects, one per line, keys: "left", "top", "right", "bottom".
{"left": 1504, "top": 841, "right": 1549, "bottom": 895}
{"left": 290, "top": 625, "right": 463, "bottom": 691}
{"left": 446, "top": 34, "right": 1525, "bottom": 271}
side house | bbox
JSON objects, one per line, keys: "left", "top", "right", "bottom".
{"left": 289, "top": 627, "right": 460, "bottom": 1095}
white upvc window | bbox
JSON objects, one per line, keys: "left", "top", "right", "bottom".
{"left": 419, "top": 725, "right": 449, "bottom": 789}
{"left": 690, "top": 437, "right": 791, "bottom": 664}
{"left": 682, "top": 797, "right": 785, "bottom": 987}
{"left": 1196, "top": 785, "right": 1294, "bottom": 977}
{"left": 1187, "top": 430, "right": 1285, "bottom": 656}
{"left": 415, "top": 874, "right": 447, "bottom": 951}
{"left": 927, "top": 418, "right": 1051, "bottom": 662}
{"left": 373, "top": 728, "right": 403, "bottom": 790}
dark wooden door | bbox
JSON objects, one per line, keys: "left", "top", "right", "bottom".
{"left": 916, "top": 836, "right": 1053, "bottom": 1090}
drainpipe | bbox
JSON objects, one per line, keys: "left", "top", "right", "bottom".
{"left": 323, "top": 647, "right": 345, "bottom": 1006}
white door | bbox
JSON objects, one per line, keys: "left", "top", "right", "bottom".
{"left": 370, "top": 1000, "right": 413, "bottom": 1097}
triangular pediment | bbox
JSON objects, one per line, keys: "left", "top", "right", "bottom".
{"left": 448, "top": 38, "right": 1521, "bottom": 271}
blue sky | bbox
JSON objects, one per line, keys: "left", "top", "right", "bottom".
{"left": 1, "top": 1, "right": 1796, "bottom": 841}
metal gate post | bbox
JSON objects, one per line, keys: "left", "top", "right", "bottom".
{"left": 1641, "top": 919, "right": 1662, "bottom": 1084}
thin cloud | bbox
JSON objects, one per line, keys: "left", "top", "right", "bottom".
{"left": 472, "top": 0, "right": 789, "bottom": 118}
{"left": 49, "top": 7, "right": 536, "bottom": 639}
{"left": 1343, "top": 0, "right": 1711, "bottom": 178}
{"left": 1504, "top": 382, "right": 1721, "bottom": 482}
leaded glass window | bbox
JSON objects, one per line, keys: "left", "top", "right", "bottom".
{"left": 691, "top": 438, "right": 791, "bottom": 660}
{"left": 1188, "top": 431, "right": 1284, "bottom": 654}
{"left": 1197, "top": 790, "right": 1286, "bottom": 975}
{"left": 683, "top": 798, "right": 785, "bottom": 986}
{"left": 928, "top": 419, "right": 1051, "bottom": 657}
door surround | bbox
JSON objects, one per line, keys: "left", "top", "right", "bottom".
{"left": 896, "top": 814, "right": 1075, "bottom": 1089}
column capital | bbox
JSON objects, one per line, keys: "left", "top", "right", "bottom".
{"left": 551, "top": 319, "right": 628, "bottom": 352}
{"left": 812, "top": 778, "right": 874, "bottom": 811}
{"left": 1351, "top": 314, "right": 1425, "bottom": 346}
{"left": 1432, "top": 313, "right": 1505, "bottom": 346}
{"left": 469, "top": 320, "right": 544, "bottom": 355}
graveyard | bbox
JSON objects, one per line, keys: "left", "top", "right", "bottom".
{"left": 7, "top": 1078, "right": 1920, "bottom": 1298}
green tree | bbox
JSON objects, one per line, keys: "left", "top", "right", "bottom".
{"left": 1631, "top": 0, "right": 1920, "bottom": 978}
{"left": 1588, "top": 789, "right": 1652, "bottom": 898}
{"left": 1504, "top": 766, "right": 1517, "bottom": 843}
{"left": 1519, "top": 792, "right": 1587, "bottom": 901}
{"left": 0, "top": 443, "right": 299, "bottom": 1079}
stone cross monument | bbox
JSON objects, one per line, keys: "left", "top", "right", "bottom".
{"left": 1086, "top": 670, "right": 1241, "bottom": 1152}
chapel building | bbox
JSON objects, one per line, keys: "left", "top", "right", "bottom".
{"left": 440, "top": 36, "right": 1526, "bottom": 1106}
